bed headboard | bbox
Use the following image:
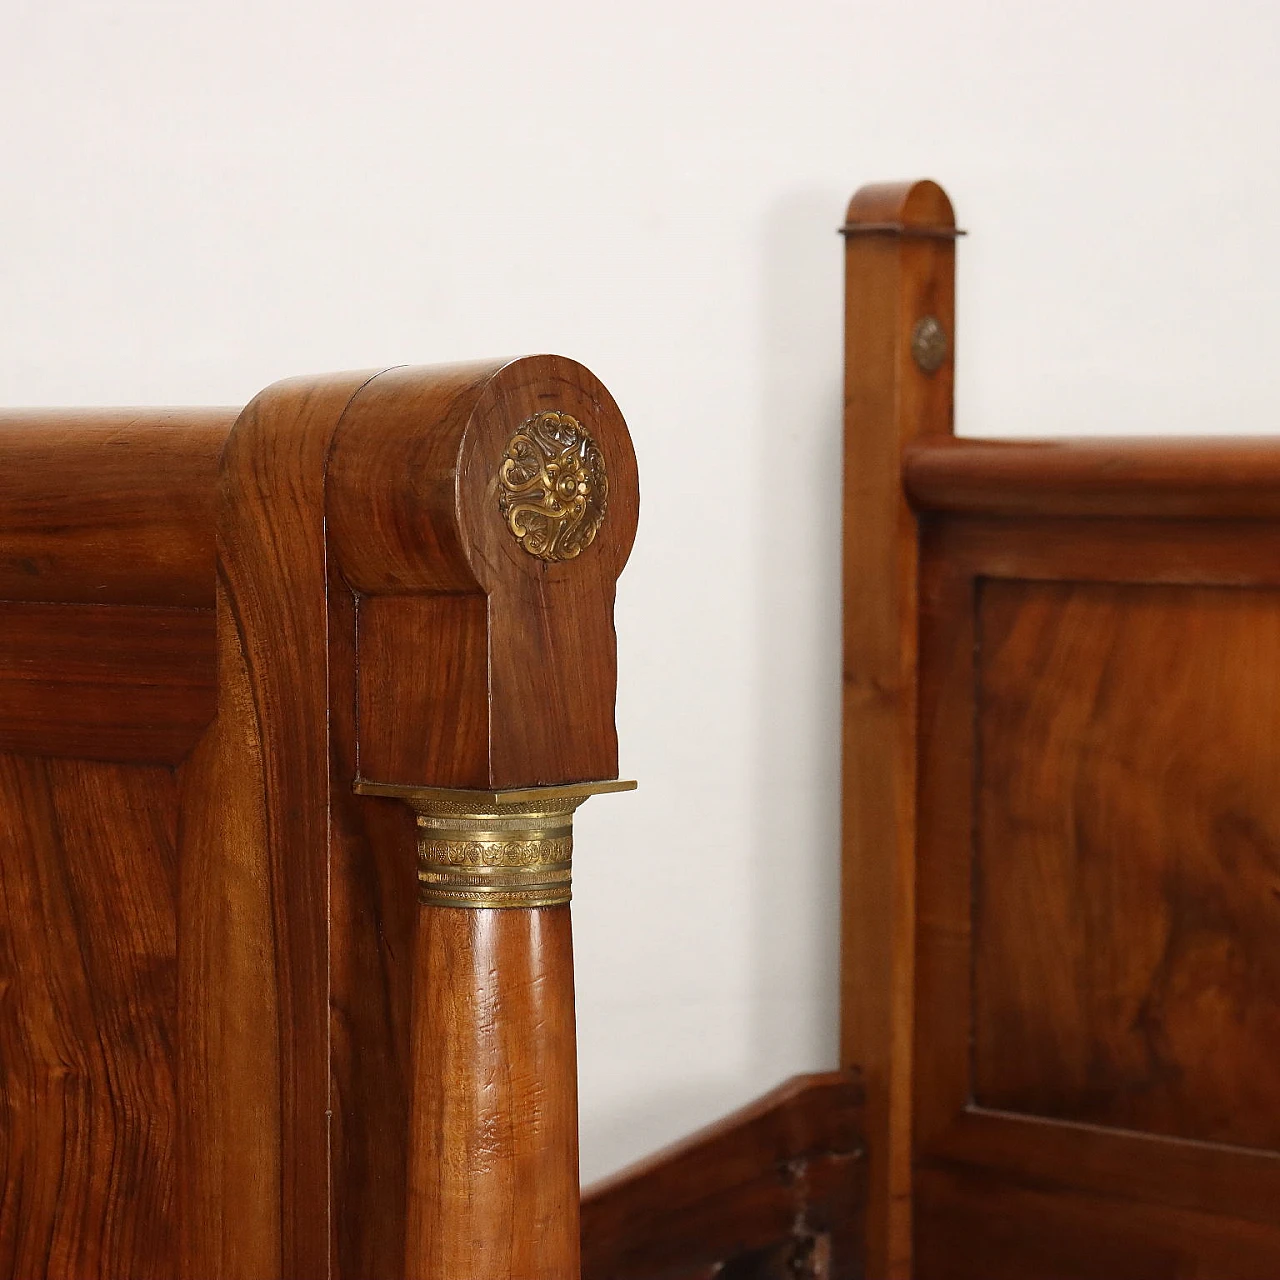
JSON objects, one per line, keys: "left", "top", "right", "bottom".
{"left": 841, "top": 180, "right": 1280, "bottom": 1279}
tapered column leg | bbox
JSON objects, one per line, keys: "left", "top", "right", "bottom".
{"left": 352, "top": 780, "right": 633, "bottom": 1280}
{"left": 409, "top": 905, "right": 578, "bottom": 1279}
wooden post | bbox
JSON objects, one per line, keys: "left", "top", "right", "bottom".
{"left": 183, "top": 357, "right": 638, "bottom": 1279}
{"left": 349, "top": 782, "right": 632, "bottom": 1279}
{"left": 840, "top": 180, "right": 958, "bottom": 1280}
{"left": 409, "top": 906, "right": 579, "bottom": 1278}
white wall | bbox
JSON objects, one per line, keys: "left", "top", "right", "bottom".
{"left": 4, "top": 0, "right": 1278, "bottom": 1183}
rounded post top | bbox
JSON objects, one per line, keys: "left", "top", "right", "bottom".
{"left": 324, "top": 354, "right": 639, "bottom": 598}
{"left": 843, "top": 179, "right": 958, "bottom": 236}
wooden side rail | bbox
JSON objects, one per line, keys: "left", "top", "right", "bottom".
{"left": 0, "top": 358, "right": 638, "bottom": 1280}
{"left": 581, "top": 1073, "right": 866, "bottom": 1280}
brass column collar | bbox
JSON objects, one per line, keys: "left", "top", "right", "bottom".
{"left": 353, "top": 779, "right": 636, "bottom": 909}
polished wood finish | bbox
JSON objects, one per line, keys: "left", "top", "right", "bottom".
{"left": 974, "top": 579, "right": 1280, "bottom": 1150}
{"left": 844, "top": 177, "right": 1280, "bottom": 1276}
{"left": 0, "top": 408, "right": 234, "bottom": 607}
{"left": 327, "top": 357, "right": 638, "bottom": 789}
{"left": 914, "top": 1167, "right": 1280, "bottom": 1280}
{"left": 840, "top": 179, "right": 956, "bottom": 1280}
{"left": 912, "top": 514, "right": 1280, "bottom": 1277}
{"left": 0, "top": 602, "right": 214, "bottom": 763}
{"left": 581, "top": 1073, "right": 866, "bottom": 1280}
{"left": 180, "top": 370, "right": 369, "bottom": 1280}
{"left": 0, "top": 358, "right": 637, "bottom": 1278}
{"left": 905, "top": 435, "right": 1280, "bottom": 518}
{"left": 0, "top": 757, "right": 177, "bottom": 1280}
{"left": 412, "top": 908, "right": 579, "bottom": 1279}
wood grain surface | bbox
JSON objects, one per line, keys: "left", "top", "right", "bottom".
{"left": 327, "top": 356, "right": 639, "bottom": 790}
{"left": 840, "top": 178, "right": 956, "bottom": 1280}
{"left": 0, "top": 409, "right": 233, "bottom": 607}
{"left": 179, "top": 371, "right": 375, "bottom": 1280}
{"left": 408, "top": 907, "right": 579, "bottom": 1280}
{"left": 0, "top": 602, "right": 214, "bottom": 763}
{"left": 844, "top": 177, "right": 1280, "bottom": 1277}
{"left": 905, "top": 405, "right": 1280, "bottom": 1274}
{"left": 582, "top": 1073, "right": 866, "bottom": 1280}
{"left": 913, "top": 516, "right": 1280, "bottom": 1260}
{"left": 975, "top": 579, "right": 1280, "bottom": 1149}
{"left": 0, "top": 756, "right": 178, "bottom": 1280}
{"left": 905, "top": 435, "right": 1280, "bottom": 518}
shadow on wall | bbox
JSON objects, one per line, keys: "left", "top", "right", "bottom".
{"left": 577, "top": 189, "right": 846, "bottom": 1186}
{"left": 747, "top": 189, "right": 845, "bottom": 1081}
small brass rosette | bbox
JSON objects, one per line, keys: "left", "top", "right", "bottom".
{"left": 910, "top": 315, "right": 948, "bottom": 374}
{"left": 497, "top": 411, "right": 608, "bottom": 562}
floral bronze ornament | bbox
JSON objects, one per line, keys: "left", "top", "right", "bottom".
{"left": 497, "top": 411, "right": 608, "bottom": 562}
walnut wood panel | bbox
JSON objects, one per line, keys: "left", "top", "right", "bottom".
{"left": 179, "top": 370, "right": 371, "bottom": 1280}
{"left": 582, "top": 1073, "right": 866, "bottom": 1280}
{"left": 0, "top": 409, "right": 232, "bottom": 607}
{"left": 912, "top": 517, "right": 1280, "bottom": 1274}
{"left": 974, "top": 578, "right": 1280, "bottom": 1150}
{"left": 915, "top": 1166, "right": 1280, "bottom": 1280}
{"left": 354, "top": 593, "right": 491, "bottom": 788}
{"left": 0, "top": 755, "right": 177, "bottom": 1279}
{"left": 327, "top": 571, "right": 417, "bottom": 1280}
{"left": 840, "top": 179, "right": 957, "bottom": 1280}
{"left": 0, "top": 602, "right": 214, "bottom": 763}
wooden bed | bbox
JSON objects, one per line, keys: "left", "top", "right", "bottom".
{"left": 3, "top": 181, "right": 1277, "bottom": 1279}
{"left": 585, "top": 180, "right": 1280, "bottom": 1280}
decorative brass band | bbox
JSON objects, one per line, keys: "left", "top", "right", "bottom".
{"left": 413, "top": 799, "right": 578, "bottom": 908}
{"left": 353, "top": 779, "right": 636, "bottom": 909}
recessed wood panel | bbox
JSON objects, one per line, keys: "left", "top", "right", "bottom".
{"left": 974, "top": 579, "right": 1280, "bottom": 1152}
{"left": 0, "top": 602, "right": 215, "bottom": 764}
{"left": 915, "top": 1166, "right": 1280, "bottom": 1280}
{"left": 0, "top": 755, "right": 177, "bottom": 1279}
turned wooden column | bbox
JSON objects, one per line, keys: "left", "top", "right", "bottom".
{"left": 328, "top": 358, "right": 640, "bottom": 1279}
{"left": 356, "top": 782, "right": 633, "bottom": 1280}
{"left": 176, "top": 355, "right": 637, "bottom": 1279}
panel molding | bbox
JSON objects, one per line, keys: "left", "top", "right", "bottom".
{"left": 914, "top": 515, "right": 1280, "bottom": 1244}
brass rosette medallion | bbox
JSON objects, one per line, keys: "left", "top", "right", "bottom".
{"left": 497, "top": 411, "right": 608, "bottom": 562}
